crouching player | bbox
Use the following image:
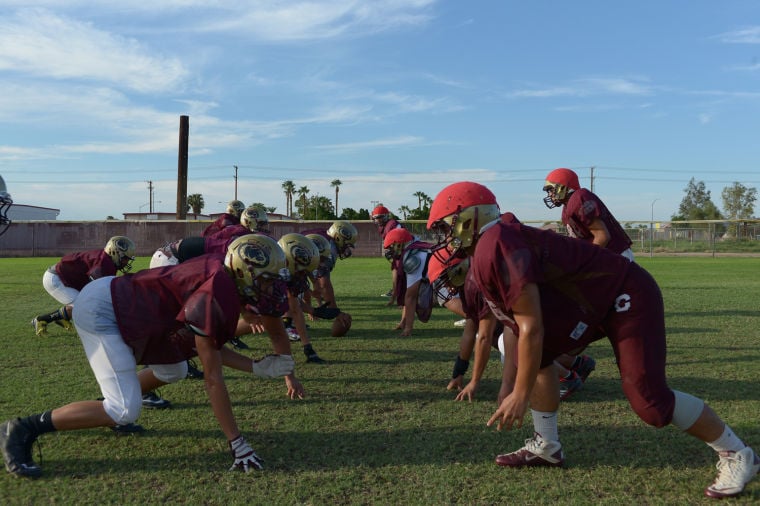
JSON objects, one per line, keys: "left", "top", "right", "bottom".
{"left": 1, "top": 235, "right": 297, "bottom": 477}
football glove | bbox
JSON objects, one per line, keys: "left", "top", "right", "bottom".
{"left": 229, "top": 436, "right": 264, "bottom": 472}
{"left": 251, "top": 354, "right": 295, "bottom": 378}
{"left": 312, "top": 302, "right": 341, "bottom": 320}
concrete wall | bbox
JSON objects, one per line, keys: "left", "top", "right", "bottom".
{"left": 0, "top": 220, "right": 424, "bottom": 258}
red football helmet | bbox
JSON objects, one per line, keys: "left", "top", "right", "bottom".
{"left": 371, "top": 205, "right": 391, "bottom": 226}
{"left": 383, "top": 227, "right": 414, "bottom": 260}
{"left": 543, "top": 168, "right": 580, "bottom": 209}
{"left": 427, "top": 181, "right": 500, "bottom": 257}
{"left": 427, "top": 252, "right": 470, "bottom": 307}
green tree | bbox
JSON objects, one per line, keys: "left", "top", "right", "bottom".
{"left": 340, "top": 207, "right": 369, "bottom": 220}
{"left": 307, "top": 195, "right": 336, "bottom": 220}
{"left": 672, "top": 178, "right": 722, "bottom": 223}
{"left": 331, "top": 179, "right": 342, "bottom": 216}
{"left": 398, "top": 205, "right": 411, "bottom": 220}
{"left": 282, "top": 180, "right": 295, "bottom": 217}
{"left": 187, "top": 194, "right": 205, "bottom": 214}
{"left": 296, "top": 186, "right": 310, "bottom": 217}
{"left": 721, "top": 182, "right": 757, "bottom": 238}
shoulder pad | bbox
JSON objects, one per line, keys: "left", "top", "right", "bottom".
{"left": 402, "top": 250, "right": 422, "bottom": 274}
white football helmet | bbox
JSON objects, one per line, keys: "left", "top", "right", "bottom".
{"left": 240, "top": 206, "right": 270, "bottom": 233}
{"left": 225, "top": 234, "right": 289, "bottom": 303}
{"left": 104, "top": 236, "right": 136, "bottom": 272}
{"left": 226, "top": 200, "right": 246, "bottom": 217}
{"left": 278, "top": 233, "right": 320, "bottom": 276}
{"left": 326, "top": 220, "right": 358, "bottom": 259}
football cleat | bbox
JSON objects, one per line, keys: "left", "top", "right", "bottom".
{"left": 495, "top": 433, "right": 564, "bottom": 468}
{"left": 228, "top": 337, "right": 249, "bottom": 350}
{"left": 31, "top": 318, "right": 48, "bottom": 337}
{"left": 453, "top": 319, "right": 467, "bottom": 328}
{"left": 53, "top": 319, "right": 74, "bottom": 331}
{"left": 572, "top": 355, "right": 596, "bottom": 382}
{"left": 141, "top": 391, "right": 171, "bottom": 409}
{"left": 186, "top": 359, "right": 204, "bottom": 380}
{"left": 0, "top": 419, "right": 42, "bottom": 478}
{"left": 305, "top": 351, "right": 326, "bottom": 364}
{"left": 111, "top": 423, "right": 145, "bottom": 435}
{"left": 559, "top": 371, "right": 583, "bottom": 401}
{"left": 285, "top": 326, "right": 300, "bottom": 342}
{"left": 381, "top": 290, "right": 393, "bottom": 297}
{"left": 705, "top": 446, "right": 760, "bottom": 499}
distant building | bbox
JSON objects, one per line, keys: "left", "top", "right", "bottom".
{"left": 8, "top": 204, "right": 60, "bottom": 221}
{"left": 122, "top": 212, "right": 211, "bottom": 221}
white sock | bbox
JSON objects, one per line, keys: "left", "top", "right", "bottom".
{"left": 707, "top": 425, "right": 745, "bottom": 453}
{"left": 531, "top": 410, "right": 559, "bottom": 442}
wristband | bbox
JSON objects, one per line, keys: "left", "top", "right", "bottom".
{"left": 452, "top": 355, "right": 469, "bottom": 378}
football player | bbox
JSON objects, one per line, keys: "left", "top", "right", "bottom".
{"left": 201, "top": 199, "right": 245, "bottom": 237}
{"left": 277, "top": 233, "right": 327, "bottom": 364}
{"left": 0, "top": 235, "right": 297, "bottom": 478}
{"left": 32, "top": 236, "right": 136, "bottom": 337}
{"left": 0, "top": 174, "right": 12, "bottom": 236}
{"left": 427, "top": 181, "right": 759, "bottom": 499}
{"left": 543, "top": 167, "right": 634, "bottom": 261}
{"left": 300, "top": 220, "right": 357, "bottom": 315}
{"left": 371, "top": 205, "right": 403, "bottom": 300}
{"left": 382, "top": 228, "right": 434, "bottom": 336}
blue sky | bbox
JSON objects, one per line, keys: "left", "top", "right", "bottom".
{"left": 1, "top": 1, "right": 760, "bottom": 223}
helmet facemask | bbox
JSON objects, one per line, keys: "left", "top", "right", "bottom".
{"left": 327, "top": 221, "right": 357, "bottom": 260}
{"left": 431, "top": 257, "right": 470, "bottom": 306}
{"left": 0, "top": 191, "right": 12, "bottom": 237}
{"left": 542, "top": 182, "right": 571, "bottom": 209}
{"left": 430, "top": 203, "right": 499, "bottom": 259}
{"left": 241, "top": 206, "right": 270, "bottom": 233}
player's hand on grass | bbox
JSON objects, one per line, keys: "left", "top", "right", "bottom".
{"left": 455, "top": 381, "right": 478, "bottom": 402}
{"left": 229, "top": 436, "right": 264, "bottom": 472}
{"left": 285, "top": 374, "right": 305, "bottom": 400}
{"left": 447, "top": 375, "right": 464, "bottom": 391}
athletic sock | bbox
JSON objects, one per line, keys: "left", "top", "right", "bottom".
{"left": 707, "top": 425, "right": 745, "bottom": 453}
{"left": 19, "top": 411, "right": 56, "bottom": 437}
{"left": 531, "top": 410, "right": 559, "bottom": 443}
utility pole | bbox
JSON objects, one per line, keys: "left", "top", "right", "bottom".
{"left": 589, "top": 166, "right": 595, "bottom": 193}
{"left": 176, "top": 115, "right": 189, "bottom": 220}
{"left": 147, "top": 180, "right": 154, "bottom": 213}
{"left": 233, "top": 165, "right": 239, "bottom": 200}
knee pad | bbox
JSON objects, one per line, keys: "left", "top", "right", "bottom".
{"left": 150, "top": 361, "right": 188, "bottom": 384}
{"left": 671, "top": 390, "right": 704, "bottom": 431}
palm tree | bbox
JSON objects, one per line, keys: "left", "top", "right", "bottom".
{"left": 297, "top": 186, "right": 310, "bottom": 217}
{"left": 398, "top": 205, "right": 411, "bottom": 220}
{"left": 413, "top": 191, "right": 425, "bottom": 210}
{"left": 331, "top": 179, "right": 342, "bottom": 217}
{"left": 187, "top": 193, "right": 205, "bottom": 214}
{"left": 282, "top": 180, "right": 296, "bottom": 217}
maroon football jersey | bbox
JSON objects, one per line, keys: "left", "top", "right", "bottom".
{"left": 55, "top": 249, "right": 118, "bottom": 290}
{"left": 379, "top": 219, "right": 402, "bottom": 239}
{"left": 110, "top": 254, "right": 242, "bottom": 364}
{"left": 208, "top": 223, "right": 250, "bottom": 242}
{"left": 471, "top": 219, "right": 630, "bottom": 355}
{"left": 202, "top": 213, "right": 240, "bottom": 237}
{"left": 561, "top": 188, "right": 632, "bottom": 254}
{"left": 461, "top": 269, "right": 508, "bottom": 349}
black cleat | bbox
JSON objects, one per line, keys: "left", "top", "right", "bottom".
{"left": 186, "top": 359, "right": 204, "bottom": 379}
{"left": 142, "top": 391, "right": 171, "bottom": 409}
{"left": 0, "top": 419, "right": 42, "bottom": 478}
{"left": 110, "top": 423, "right": 145, "bottom": 435}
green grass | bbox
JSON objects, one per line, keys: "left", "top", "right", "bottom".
{"left": 1, "top": 256, "right": 759, "bottom": 505}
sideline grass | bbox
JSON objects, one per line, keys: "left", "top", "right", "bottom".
{"left": 0, "top": 256, "right": 758, "bottom": 505}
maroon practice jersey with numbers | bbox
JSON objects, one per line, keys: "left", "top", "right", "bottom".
{"left": 55, "top": 249, "right": 119, "bottom": 290}
{"left": 561, "top": 188, "right": 632, "bottom": 254}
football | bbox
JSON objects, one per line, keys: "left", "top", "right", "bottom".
{"left": 331, "top": 312, "right": 352, "bottom": 337}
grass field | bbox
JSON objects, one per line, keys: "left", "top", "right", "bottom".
{"left": 1, "top": 256, "right": 759, "bottom": 505}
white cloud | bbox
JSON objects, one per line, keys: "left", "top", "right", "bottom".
{"left": 0, "top": 8, "right": 188, "bottom": 93}
{"left": 507, "top": 77, "right": 654, "bottom": 99}
{"left": 314, "top": 135, "right": 425, "bottom": 152}
{"left": 714, "top": 26, "right": 760, "bottom": 44}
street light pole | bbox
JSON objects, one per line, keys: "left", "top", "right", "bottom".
{"left": 650, "top": 198, "right": 659, "bottom": 258}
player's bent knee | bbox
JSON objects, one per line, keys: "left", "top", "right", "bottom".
{"left": 103, "top": 396, "right": 142, "bottom": 425}
{"left": 150, "top": 361, "right": 188, "bottom": 384}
